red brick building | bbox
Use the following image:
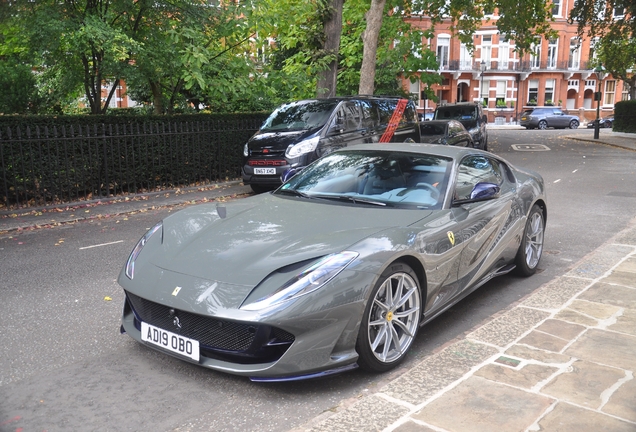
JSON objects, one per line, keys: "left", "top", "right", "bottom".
{"left": 403, "top": 1, "right": 631, "bottom": 124}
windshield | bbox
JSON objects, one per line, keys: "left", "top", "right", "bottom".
{"left": 275, "top": 150, "right": 452, "bottom": 209}
{"left": 261, "top": 100, "right": 338, "bottom": 132}
{"left": 434, "top": 106, "right": 477, "bottom": 121}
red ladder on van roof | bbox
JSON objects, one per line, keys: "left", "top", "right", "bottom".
{"left": 379, "top": 98, "right": 408, "bottom": 143}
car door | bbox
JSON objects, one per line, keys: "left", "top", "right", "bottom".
{"left": 550, "top": 109, "right": 567, "bottom": 128}
{"left": 448, "top": 155, "right": 519, "bottom": 293}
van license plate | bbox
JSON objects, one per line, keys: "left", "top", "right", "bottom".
{"left": 141, "top": 321, "right": 200, "bottom": 361}
{"left": 254, "top": 168, "right": 276, "bottom": 175}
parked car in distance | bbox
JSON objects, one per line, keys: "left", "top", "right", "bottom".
{"left": 586, "top": 115, "right": 614, "bottom": 129}
{"left": 520, "top": 107, "right": 580, "bottom": 130}
{"left": 418, "top": 112, "right": 434, "bottom": 122}
{"left": 419, "top": 120, "right": 473, "bottom": 147}
{"left": 242, "top": 96, "right": 420, "bottom": 193}
{"left": 433, "top": 102, "right": 488, "bottom": 150}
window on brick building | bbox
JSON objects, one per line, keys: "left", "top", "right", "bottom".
{"left": 528, "top": 79, "right": 539, "bottom": 104}
{"left": 547, "top": 38, "right": 558, "bottom": 69}
{"left": 544, "top": 79, "right": 555, "bottom": 104}
{"left": 604, "top": 80, "right": 616, "bottom": 105}
{"left": 551, "top": 0, "right": 561, "bottom": 16}
{"left": 437, "top": 35, "right": 450, "bottom": 69}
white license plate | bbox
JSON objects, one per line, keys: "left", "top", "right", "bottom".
{"left": 254, "top": 168, "right": 276, "bottom": 175}
{"left": 141, "top": 322, "right": 200, "bottom": 361}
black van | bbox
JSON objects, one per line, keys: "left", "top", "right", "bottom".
{"left": 242, "top": 96, "right": 420, "bottom": 192}
{"left": 433, "top": 102, "right": 488, "bottom": 150}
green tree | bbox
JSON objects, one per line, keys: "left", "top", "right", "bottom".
{"left": 0, "top": 61, "right": 39, "bottom": 114}
{"left": 569, "top": 0, "right": 636, "bottom": 99}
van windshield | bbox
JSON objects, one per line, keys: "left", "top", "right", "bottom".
{"left": 434, "top": 106, "right": 477, "bottom": 121}
{"left": 261, "top": 100, "right": 338, "bottom": 132}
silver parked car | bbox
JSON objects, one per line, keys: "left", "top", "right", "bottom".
{"left": 119, "top": 144, "right": 546, "bottom": 381}
{"left": 520, "top": 107, "right": 580, "bottom": 130}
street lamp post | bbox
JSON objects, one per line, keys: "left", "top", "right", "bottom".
{"left": 480, "top": 60, "right": 487, "bottom": 107}
{"left": 594, "top": 65, "right": 606, "bottom": 140}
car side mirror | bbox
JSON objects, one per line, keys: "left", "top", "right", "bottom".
{"left": 452, "top": 182, "right": 500, "bottom": 206}
{"left": 281, "top": 167, "right": 303, "bottom": 183}
{"left": 470, "top": 182, "right": 500, "bottom": 200}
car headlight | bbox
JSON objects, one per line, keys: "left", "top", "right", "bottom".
{"left": 240, "top": 251, "right": 358, "bottom": 311}
{"left": 285, "top": 136, "right": 320, "bottom": 158}
{"left": 125, "top": 222, "right": 163, "bottom": 279}
{"left": 243, "top": 143, "right": 249, "bottom": 157}
{"left": 468, "top": 126, "right": 479, "bottom": 135}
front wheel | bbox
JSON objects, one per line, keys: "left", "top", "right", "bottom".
{"left": 569, "top": 120, "right": 579, "bottom": 129}
{"left": 538, "top": 120, "right": 548, "bottom": 130}
{"left": 515, "top": 204, "right": 545, "bottom": 276}
{"left": 356, "top": 262, "right": 421, "bottom": 372}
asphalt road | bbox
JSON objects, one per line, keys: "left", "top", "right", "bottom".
{"left": 1, "top": 129, "right": 635, "bottom": 431}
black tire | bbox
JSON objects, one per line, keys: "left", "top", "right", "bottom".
{"left": 515, "top": 204, "right": 545, "bottom": 276}
{"left": 604, "top": 122, "right": 612, "bottom": 128}
{"left": 356, "top": 262, "right": 422, "bottom": 372}
{"left": 569, "top": 120, "right": 579, "bottom": 129}
{"left": 538, "top": 120, "right": 548, "bottom": 130}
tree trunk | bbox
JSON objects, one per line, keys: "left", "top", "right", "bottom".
{"left": 358, "top": 0, "right": 386, "bottom": 95}
{"left": 150, "top": 81, "right": 163, "bottom": 115}
{"left": 316, "top": 0, "right": 344, "bottom": 98}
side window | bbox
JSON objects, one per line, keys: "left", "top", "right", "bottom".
{"left": 359, "top": 100, "right": 380, "bottom": 129}
{"left": 344, "top": 102, "right": 361, "bottom": 131}
{"left": 553, "top": 109, "right": 563, "bottom": 115}
{"left": 454, "top": 156, "right": 504, "bottom": 201}
{"left": 332, "top": 102, "right": 361, "bottom": 133}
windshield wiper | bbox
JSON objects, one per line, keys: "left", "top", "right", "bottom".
{"left": 347, "top": 196, "right": 387, "bottom": 206}
{"left": 276, "top": 188, "right": 311, "bottom": 198}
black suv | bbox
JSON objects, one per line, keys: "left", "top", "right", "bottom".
{"left": 520, "top": 107, "right": 580, "bottom": 130}
{"left": 242, "top": 96, "right": 420, "bottom": 193}
{"left": 433, "top": 102, "right": 488, "bottom": 150}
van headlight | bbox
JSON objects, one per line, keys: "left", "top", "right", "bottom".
{"left": 285, "top": 136, "right": 320, "bottom": 158}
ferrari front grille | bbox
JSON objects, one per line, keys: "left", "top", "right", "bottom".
{"left": 125, "top": 291, "right": 295, "bottom": 357}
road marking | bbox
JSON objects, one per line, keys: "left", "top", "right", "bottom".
{"left": 511, "top": 144, "right": 551, "bottom": 151}
{"left": 80, "top": 240, "right": 125, "bottom": 250}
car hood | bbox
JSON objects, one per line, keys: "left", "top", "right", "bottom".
{"left": 248, "top": 129, "right": 318, "bottom": 152}
{"left": 152, "top": 193, "right": 430, "bottom": 286}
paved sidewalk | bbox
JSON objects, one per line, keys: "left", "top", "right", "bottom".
{"left": 291, "top": 218, "right": 636, "bottom": 432}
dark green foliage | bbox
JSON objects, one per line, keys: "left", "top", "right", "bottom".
{"left": 0, "top": 113, "right": 270, "bottom": 208}
{"left": 0, "top": 61, "right": 40, "bottom": 114}
{"left": 613, "top": 100, "right": 636, "bottom": 133}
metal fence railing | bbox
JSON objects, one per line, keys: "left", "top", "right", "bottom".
{"left": 0, "top": 116, "right": 267, "bottom": 209}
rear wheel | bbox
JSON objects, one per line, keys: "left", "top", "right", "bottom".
{"left": 515, "top": 204, "right": 545, "bottom": 276}
{"left": 356, "top": 262, "right": 421, "bottom": 372}
{"left": 569, "top": 120, "right": 579, "bottom": 129}
{"left": 538, "top": 120, "right": 548, "bottom": 130}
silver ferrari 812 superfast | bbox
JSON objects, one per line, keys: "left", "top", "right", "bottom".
{"left": 118, "top": 143, "right": 546, "bottom": 382}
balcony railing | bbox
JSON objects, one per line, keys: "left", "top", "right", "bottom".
{"left": 441, "top": 60, "right": 595, "bottom": 73}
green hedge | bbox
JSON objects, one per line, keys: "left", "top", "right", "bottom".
{"left": 613, "top": 100, "right": 636, "bottom": 133}
{"left": 0, "top": 112, "right": 270, "bottom": 208}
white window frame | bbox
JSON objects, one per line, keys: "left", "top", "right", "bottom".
{"left": 568, "top": 37, "right": 580, "bottom": 69}
{"left": 547, "top": 38, "right": 559, "bottom": 69}
{"left": 437, "top": 34, "right": 451, "bottom": 70}
{"left": 528, "top": 79, "right": 539, "bottom": 104}
{"left": 604, "top": 80, "right": 616, "bottom": 105}
{"left": 544, "top": 79, "right": 556, "bottom": 104}
{"left": 551, "top": 0, "right": 562, "bottom": 16}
